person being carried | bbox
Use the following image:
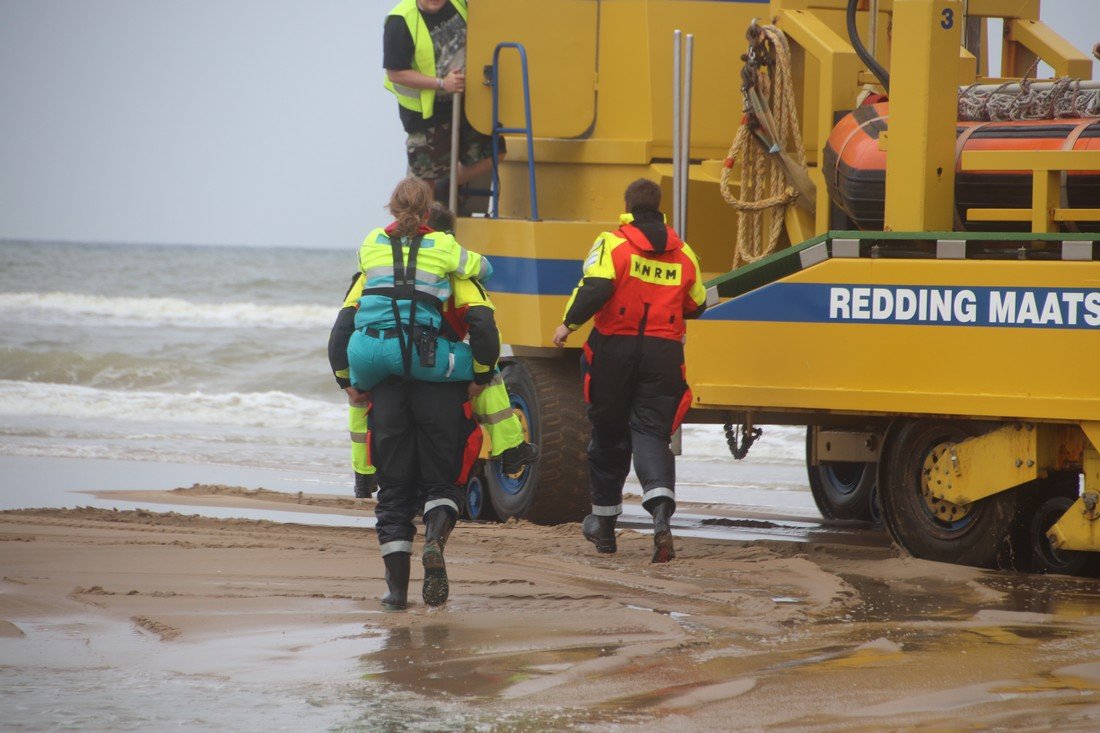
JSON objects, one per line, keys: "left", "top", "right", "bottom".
{"left": 383, "top": 0, "right": 502, "bottom": 208}
{"left": 327, "top": 203, "right": 537, "bottom": 500}
{"left": 551, "top": 179, "right": 708, "bottom": 563}
{"left": 347, "top": 176, "right": 485, "bottom": 611}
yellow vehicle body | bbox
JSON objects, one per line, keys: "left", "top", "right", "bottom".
{"left": 453, "top": 0, "right": 1100, "bottom": 572}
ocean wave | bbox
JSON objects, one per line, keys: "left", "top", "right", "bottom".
{"left": 0, "top": 380, "right": 345, "bottom": 430}
{"left": 681, "top": 423, "right": 805, "bottom": 465}
{"left": 0, "top": 292, "right": 334, "bottom": 329}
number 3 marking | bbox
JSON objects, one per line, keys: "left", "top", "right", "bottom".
{"left": 941, "top": 8, "right": 954, "bottom": 29}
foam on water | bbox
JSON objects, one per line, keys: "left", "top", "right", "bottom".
{"left": 0, "top": 379, "right": 344, "bottom": 430}
{"left": 0, "top": 291, "right": 332, "bottom": 329}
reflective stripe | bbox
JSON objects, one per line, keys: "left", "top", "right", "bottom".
{"left": 643, "top": 487, "right": 675, "bottom": 503}
{"left": 380, "top": 540, "right": 413, "bottom": 556}
{"left": 476, "top": 407, "right": 514, "bottom": 425}
{"left": 457, "top": 247, "right": 469, "bottom": 273}
{"left": 392, "top": 83, "right": 420, "bottom": 100}
{"left": 591, "top": 504, "right": 622, "bottom": 516}
{"left": 417, "top": 280, "right": 449, "bottom": 299}
{"left": 444, "top": 351, "right": 455, "bottom": 378}
{"left": 424, "top": 498, "right": 459, "bottom": 515}
{"left": 363, "top": 266, "right": 394, "bottom": 283}
{"left": 349, "top": 431, "right": 367, "bottom": 444}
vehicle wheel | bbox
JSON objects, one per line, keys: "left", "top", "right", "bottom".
{"left": 806, "top": 427, "right": 876, "bottom": 521}
{"left": 464, "top": 469, "right": 498, "bottom": 522}
{"left": 484, "top": 357, "right": 589, "bottom": 524}
{"left": 1027, "top": 494, "right": 1095, "bottom": 576}
{"left": 879, "top": 419, "right": 1024, "bottom": 569}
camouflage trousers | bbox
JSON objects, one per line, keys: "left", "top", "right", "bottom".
{"left": 406, "top": 117, "right": 500, "bottom": 185}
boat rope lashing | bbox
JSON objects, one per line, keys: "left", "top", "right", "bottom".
{"left": 958, "top": 75, "right": 1100, "bottom": 122}
{"left": 720, "top": 20, "right": 810, "bottom": 269}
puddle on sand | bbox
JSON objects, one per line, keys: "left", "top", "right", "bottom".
{"left": 981, "top": 574, "right": 1100, "bottom": 617}
{"left": 361, "top": 622, "right": 618, "bottom": 698}
{"left": 352, "top": 623, "right": 656, "bottom": 730}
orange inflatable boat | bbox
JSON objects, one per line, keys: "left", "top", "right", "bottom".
{"left": 823, "top": 103, "right": 1100, "bottom": 231}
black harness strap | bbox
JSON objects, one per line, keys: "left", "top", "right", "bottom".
{"left": 388, "top": 234, "right": 424, "bottom": 379}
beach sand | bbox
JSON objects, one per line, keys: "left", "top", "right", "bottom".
{"left": 3, "top": 485, "right": 1100, "bottom": 730}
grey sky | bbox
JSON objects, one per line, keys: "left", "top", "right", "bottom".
{"left": 0, "top": 1, "right": 1097, "bottom": 249}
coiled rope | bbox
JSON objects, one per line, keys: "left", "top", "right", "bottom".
{"left": 720, "top": 21, "right": 808, "bottom": 269}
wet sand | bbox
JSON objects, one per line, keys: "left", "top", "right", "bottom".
{"left": 3, "top": 486, "right": 1100, "bottom": 730}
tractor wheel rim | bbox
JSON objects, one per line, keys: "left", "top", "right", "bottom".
{"left": 920, "top": 443, "right": 974, "bottom": 529}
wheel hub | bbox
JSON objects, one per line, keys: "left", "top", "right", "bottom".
{"left": 920, "top": 444, "right": 972, "bottom": 523}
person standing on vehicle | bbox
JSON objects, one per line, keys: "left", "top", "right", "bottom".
{"left": 551, "top": 179, "right": 708, "bottom": 563}
{"left": 383, "top": 0, "right": 499, "bottom": 205}
{"left": 349, "top": 177, "right": 487, "bottom": 610}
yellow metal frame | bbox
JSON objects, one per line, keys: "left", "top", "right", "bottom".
{"left": 962, "top": 151, "right": 1100, "bottom": 233}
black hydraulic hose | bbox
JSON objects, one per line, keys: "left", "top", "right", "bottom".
{"left": 846, "top": 0, "right": 890, "bottom": 94}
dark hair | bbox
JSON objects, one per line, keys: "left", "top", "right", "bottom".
{"left": 387, "top": 177, "right": 434, "bottom": 238}
{"left": 624, "top": 178, "right": 662, "bottom": 212}
{"left": 427, "top": 201, "right": 456, "bottom": 233}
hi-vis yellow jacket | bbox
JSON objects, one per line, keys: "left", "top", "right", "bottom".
{"left": 383, "top": 0, "right": 468, "bottom": 120}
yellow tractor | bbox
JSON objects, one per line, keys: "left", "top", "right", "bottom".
{"left": 454, "top": 0, "right": 1100, "bottom": 574}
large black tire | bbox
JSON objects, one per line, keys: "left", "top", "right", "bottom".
{"left": 879, "top": 419, "right": 1025, "bottom": 570}
{"left": 805, "top": 427, "right": 877, "bottom": 521}
{"left": 1020, "top": 473, "right": 1096, "bottom": 575}
{"left": 484, "top": 357, "right": 589, "bottom": 524}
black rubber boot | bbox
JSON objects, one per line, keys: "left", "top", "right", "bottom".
{"left": 500, "top": 441, "right": 540, "bottom": 475}
{"left": 422, "top": 509, "right": 457, "bottom": 607}
{"left": 651, "top": 499, "right": 675, "bottom": 564}
{"left": 380, "top": 552, "right": 410, "bottom": 611}
{"left": 582, "top": 514, "right": 617, "bottom": 554}
{"left": 354, "top": 472, "right": 377, "bottom": 499}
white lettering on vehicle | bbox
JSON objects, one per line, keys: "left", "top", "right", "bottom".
{"left": 826, "top": 286, "right": 1098, "bottom": 327}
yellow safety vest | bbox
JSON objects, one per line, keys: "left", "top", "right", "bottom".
{"left": 383, "top": 0, "right": 469, "bottom": 120}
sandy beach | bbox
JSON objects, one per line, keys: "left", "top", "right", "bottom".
{"left": 3, "top": 485, "right": 1100, "bottom": 731}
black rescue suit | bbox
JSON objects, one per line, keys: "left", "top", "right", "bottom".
{"left": 561, "top": 209, "right": 708, "bottom": 519}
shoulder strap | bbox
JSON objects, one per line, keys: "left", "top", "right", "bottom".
{"left": 388, "top": 235, "right": 424, "bottom": 378}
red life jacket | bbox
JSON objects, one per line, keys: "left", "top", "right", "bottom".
{"left": 593, "top": 223, "right": 699, "bottom": 341}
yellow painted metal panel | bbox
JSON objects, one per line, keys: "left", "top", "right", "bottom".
{"left": 883, "top": 0, "right": 961, "bottom": 231}
{"left": 1054, "top": 209, "right": 1100, "bottom": 222}
{"left": 1005, "top": 18, "right": 1094, "bottom": 79}
{"left": 966, "top": 208, "right": 1031, "bottom": 221}
{"left": 926, "top": 424, "right": 1039, "bottom": 505}
{"left": 961, "top": 150, "right": 1100, "bottom": 171}
{"left": 465, "top": 0, "right": 597, "bottom": 138}
{"left": 685, "top": 258, "right": 1100, "bottom": 421}
{"left": 1048, "top": 492, "right": 1100, "bottom": 552}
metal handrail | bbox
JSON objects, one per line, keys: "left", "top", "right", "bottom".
{"left": 488, "top": 42, "right": 539, "bottom": 220}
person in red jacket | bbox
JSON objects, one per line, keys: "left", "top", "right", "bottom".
{"left": 552, "top": 179, "right": 708, "bottom": 563}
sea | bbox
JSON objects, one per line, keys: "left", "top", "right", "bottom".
{"left": 0, "top": 239, "right": 813, "bottom": 731}
{"left": 0, "top": 239, "right": 808, "bottom": 505}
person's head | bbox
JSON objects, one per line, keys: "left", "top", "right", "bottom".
{"left": 624, "top": 178, "right": 662, "bottom": 215}
{"left": 416, "top": 0, "right": 449, "bottom": 15}
{"left": 387, "top": 177, "right": 434, "bottom": 238}
{"left": 427, "top": 201, "right": 456, "bottom": 233}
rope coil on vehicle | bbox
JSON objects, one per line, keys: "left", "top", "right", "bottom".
{"left": 720, "top": 20, "right": 808, "bottom": 269}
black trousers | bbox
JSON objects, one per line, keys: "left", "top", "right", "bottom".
{"left": 582, "top": 332, "right": 690, "bottom": 517}
{"left": 370, "top": 377, "right": 480, "bottom": 555}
